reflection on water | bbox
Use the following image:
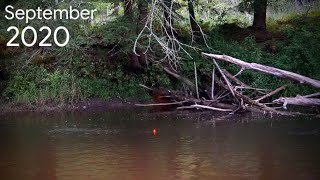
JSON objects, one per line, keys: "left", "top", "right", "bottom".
{"left": 0, "top": 109, "right": 320, "bottom": 179}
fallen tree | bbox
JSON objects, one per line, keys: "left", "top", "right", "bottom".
{"left": 136, "top": 53, "right": 320, "bottom": 116}
{"left": 201, "top": 53, "right": 320, "bottom": 88}
{"left": 274, "top": 96, "right": 320, "bottom": 108}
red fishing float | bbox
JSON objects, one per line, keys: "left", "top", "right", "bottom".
{"left": 153, "top": 128, "right": 157, "bottom": 136}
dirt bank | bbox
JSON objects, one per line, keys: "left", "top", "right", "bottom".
{"left": 0, "top": 98, "right": 150, "bottom": 115}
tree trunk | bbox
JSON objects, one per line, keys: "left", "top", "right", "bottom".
{"left": 137, "top": 0, "right": 148, "bottom": 33}
{"left": 128, "top": 52, "right": 142, "bottom": 71}
{"left": 136, "top": 0, "right": 149, "bottom": 66}
{"left": 252, "top": 0, "right": 267, "bottom": 31}
{"left": 274, "top": 96, "right": 320, "bottom": 107}
{"left": 124, "top": 0, "right": 138, "bottom": 71}
{"left": 124, "top": 0, "right": 133, "bottom": 19}
{"left": 126, "top": 0, "right": 149, "bottom": 72}
{"left": 188, "top": 0, "right": 200, "bottom": 34}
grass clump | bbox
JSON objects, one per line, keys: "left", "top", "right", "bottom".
{"left": 3, "top": 66, "right": 83, "bottom": 105}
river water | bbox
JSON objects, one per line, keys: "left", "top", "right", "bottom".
{"left": 0, "top": 109, "right": 320, "bottom": 179}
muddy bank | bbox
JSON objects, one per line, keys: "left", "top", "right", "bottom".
{"left": 0, "top": 98, "right": 151, "bottom": 115}
{"left": 1, "top": 97, "right": 319, "bottom": 118}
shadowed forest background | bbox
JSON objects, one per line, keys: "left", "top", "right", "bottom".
{"left": 0, "top": 0, "right": 319, "bottom": 108}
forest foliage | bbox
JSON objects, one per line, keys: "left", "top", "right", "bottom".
{"left": 0, "top": 0, "right": 319, "bottom": 106}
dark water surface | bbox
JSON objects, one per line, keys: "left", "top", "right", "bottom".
{"left": 0, "top": 109, "right": 320, "bottom": 180}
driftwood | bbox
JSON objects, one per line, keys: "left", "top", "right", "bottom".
{"left": 274, "top": 96, "right": 320, "bottom": 107}
{"left": 137, "top": 52, "right": 319, "bottom": 116}
{"left": 303, "top": 93, "right": 320, "bottom": 98}
{"left": 135, "top": 101, "right": 189, "bottom": 106}
{"left": 255, "top": 85, "right": 287, "bottom": 102}
{"left": 178, "top": 104, "right": 233, "bottom": 112}
{"left": 213, "top": 76, "right": 293, "bottom": 116}
{"left": 202, "top": 53, "right": 320, "bottom": 88}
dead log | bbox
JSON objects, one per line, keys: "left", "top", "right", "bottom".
{"left": 273, "top": 96, "right": 320, "bottom": 107}
{"left": 213, "top": 74, "right": 293, "bottom": 116}
{"left": 208, "top": 102, "right": 238, "bottom": 110}
{"left": 135, "top": 101, "right": 189, "bottom": 107}
{"left": 202, "top": 53, "right": 320, "bottom": 88}
{"left": 303, "top": 93, "right": 320, "bottom": 98}
{"left": 254, "top": 84, "right": 287, "bottom": 102}
{"left": 138, "top": 57, "right": 308, "bottom": 115}
{"left": 178, "top": 104, "right": 233, "bottom": 112}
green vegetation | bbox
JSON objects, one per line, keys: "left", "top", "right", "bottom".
{"left": 0, "top": 0, "right": 319, "bottom": 108}
{"left": 3, "top": 66, "right": 81, "bottom": 105}
{"left": 207, "top": 14, "right": 320, "bottom": 95}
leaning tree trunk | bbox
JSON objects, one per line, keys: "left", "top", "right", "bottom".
{"left": 124, "top": 0, "right": 141, "bottom": 71}
{"left": 252, "top": 0, "right": 267, "bottom": 31}
{"left": 124, "top": 0, "right": 149, "bottom": 72}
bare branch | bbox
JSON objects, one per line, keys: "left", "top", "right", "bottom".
{"left": 255, "top": 85, "right": 287, "bottom": 102}
{"left": 178, "top": 104, "right": 233, "bottom": 112}
{"left": 194, "top": 61, "right": 199, "bottom": 99}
